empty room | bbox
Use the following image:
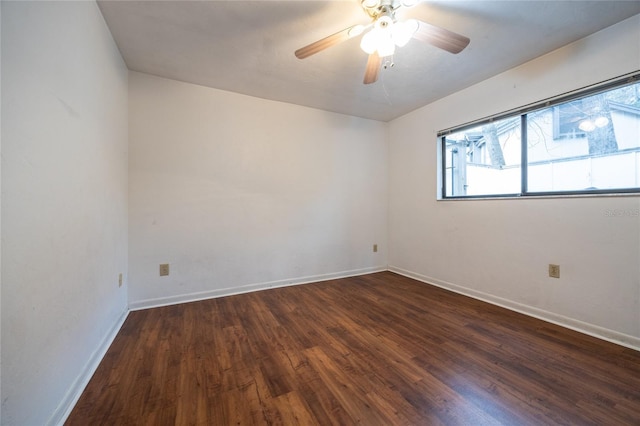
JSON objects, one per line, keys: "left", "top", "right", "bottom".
{"left": 2, "top": 0, "right": 640, "bottom": 425}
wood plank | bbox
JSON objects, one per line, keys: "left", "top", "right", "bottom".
{"left": 66, "top": 271, "right": 640, "bottom": 425}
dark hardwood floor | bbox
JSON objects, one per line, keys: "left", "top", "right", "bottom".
{"left": 66, "top": 272, "right": 640, "bottom": 425}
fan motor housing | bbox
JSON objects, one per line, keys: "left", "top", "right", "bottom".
{"left": 361, "top": 0, "right": 397, "bottom": 19}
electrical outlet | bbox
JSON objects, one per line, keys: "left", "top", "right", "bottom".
{"left": 549, "top": 264, "right": 560, "bottom": 279}
{"left": 118, "top": 273, "right": 123, "bottom": 287}
{"left": 160, "top": 263, "right": 170, "bottom": 276}
{"left": 373, "top": 244, "right": 378, "bottom": 253}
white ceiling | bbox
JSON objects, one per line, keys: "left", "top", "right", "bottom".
{"left": 97, "top": 1, "right": 640, "bottom": 122}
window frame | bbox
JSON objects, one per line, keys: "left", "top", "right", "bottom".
{"left": 439, "top": 72, "right": 640, "bottom": 199}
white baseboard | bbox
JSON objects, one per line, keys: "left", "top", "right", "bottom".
{"left": 388, "top": 265, "right": 640, "bottom": 352}
{"left": 50, "top": 308, "right": 130, "bottom": 426}
{"left": 48, "top": 267, "right": 386, "bottom": 425}
{"left": 52, "top": 265, "right": 638, "bottom": 426}
{"left": 129, "top": 266, "right": 388, "bottom": 311}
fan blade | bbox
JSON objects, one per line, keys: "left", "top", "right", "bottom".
{"left": 295, "top": 24, "right": 366, "bottom": 59}
{"left": 413, "top": 20, "right": 469, "bottom": 54}
{"left": 363, "top": 52, "right": 381, "bottom": 84}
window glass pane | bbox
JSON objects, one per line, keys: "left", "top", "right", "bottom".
{"left": 527, "top": 82, "right": 640, "bottom": 192}
{"left": 444, "top": 117, "right": 521, "bottom": 196}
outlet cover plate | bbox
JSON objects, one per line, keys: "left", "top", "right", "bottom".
{"left": 160, "top": 263, "right": 170, "bottom": 276}
{"left": 549, "top": 264, "right": 560, "bottom": 278}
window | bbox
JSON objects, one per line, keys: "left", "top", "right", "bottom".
{"left": 443, "top": 116, "right": 521, "bottom": 196}
{"left": 440, "top": 73, "right": 640, "bottom": 198}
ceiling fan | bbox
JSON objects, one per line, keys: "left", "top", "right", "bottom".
{"left": 295, "top": 0, "right": 470, "bottom": 84}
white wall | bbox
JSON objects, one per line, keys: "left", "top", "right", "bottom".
{"left": 389, "top": 15, "right": 640, "bottom": 348}
{"left": 1, "top": 2, "right": 128, "bottom": 425}
{"left": 128, "top": 72, "right": 388, "bottom": 308}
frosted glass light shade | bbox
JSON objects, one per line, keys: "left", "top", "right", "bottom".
{"left": 360, "top": 16, "right": 417, "bottom": 57}
{"left": 360, "top": 29, "right": 380, "bottom": 54}
{"left": 392, "top": 19, "right": 418, "bottom": 47}
{"left": 378, "top": 37, "right": 396, "bottom": 57}
{"left": 594, "top": 116, "right": 609, "bottom": 128}
{"left": 578, "top": 116, "right": 609, "bottom": 132}
{"left": 578, "top": 120, "right": 596, "bottom": 132}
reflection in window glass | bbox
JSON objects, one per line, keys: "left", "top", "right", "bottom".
{"left": 444, "top": 117, "right": 521, "bottom": 196}
{"left": 527, "top": 83, "right": 640, "bottom": 193}
{"left": 441, "top": 76, "right": 640, "bottom": 198}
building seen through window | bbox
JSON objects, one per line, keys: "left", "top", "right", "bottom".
{"left": 442, "top": 78, "right": 640, "bottom": 197}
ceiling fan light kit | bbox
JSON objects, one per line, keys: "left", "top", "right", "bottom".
{"left": 295, "top": 0, "right": 470, "bottom": 84}
{"left": 359, "top": 16, "right": 418, "bottom": 57}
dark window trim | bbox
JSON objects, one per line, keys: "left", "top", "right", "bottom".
{"left": 520, "top": 114, "right": 528, "bottom": 194}
{"left": 438, "top": 72, "right": 639, "bottom": 138}
{"left": 440, "top": 71, "right": 640, "bottom": 199}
